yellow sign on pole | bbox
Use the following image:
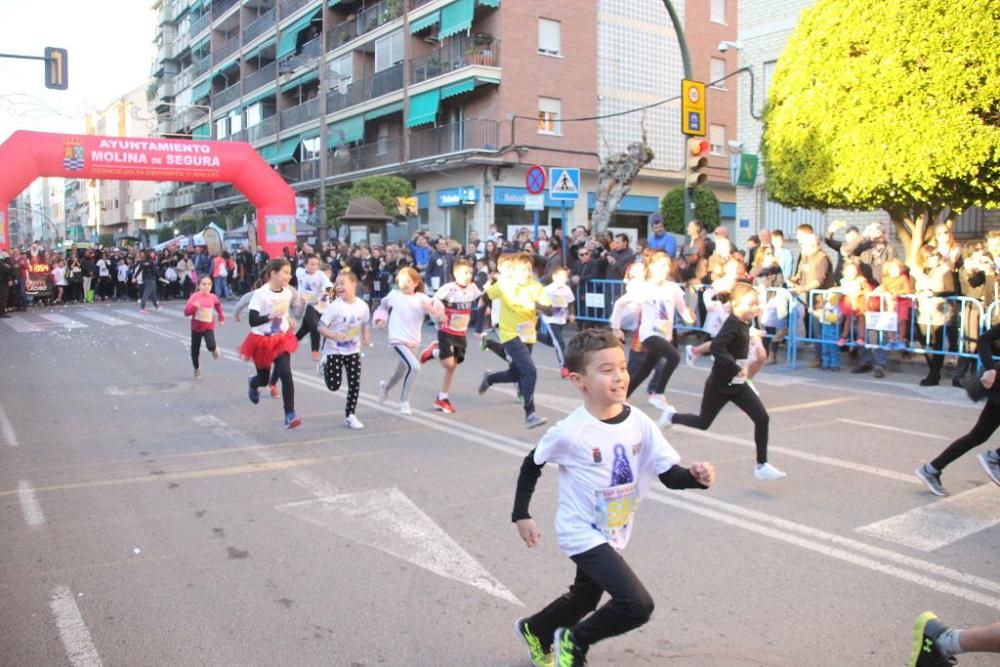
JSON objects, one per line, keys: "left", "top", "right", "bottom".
{"left": 681, "top": 79, "right": 706, "bottom": 136}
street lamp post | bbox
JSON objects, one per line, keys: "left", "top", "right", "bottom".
{"left": 660, "top": 0, "right": 696, "bottom": 226}
{"left": 8, "top": 205, "right": 61, "bottom": 247}
{"left": 317, "top": 57, "right": 329, "bottom": 246}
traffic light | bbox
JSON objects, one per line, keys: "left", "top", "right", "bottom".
{"left": 686, "top": 137, "right": 710, "bottom": 188}
{"left": 44, "top": 47, "right": 68, "bottom": 90}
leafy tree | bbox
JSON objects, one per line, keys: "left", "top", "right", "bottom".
{"left": 325, "top": 185, "right": 352, "bottom": 229}
{"left": 660, "top": 186, "right": 721, "bottom": 234}
{"left": 762, "top": 0, "right": 1000, "bottom": 263}
{"left": 347, "top": 175, "right": 414, "bottom": 220}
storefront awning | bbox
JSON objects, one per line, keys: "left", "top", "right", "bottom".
{"left": 277, "top": 9, "right": 321, "bottom": 60}
{"left": 327, "top": 115, "right": 365, "bottom": 148}
{"left": 406, "top": 88, "right": 440, "bottom": 127}
{"left": 409, "top": 10, "right": 441, "bottom": 34}
{"left": 440, "top": 78, "right": 475, "bottom": 100}
{"left": 439, "top": 0, "right": 474, "bottom": 39}
{"left": 280, "top": 69, "right": 318, "bottom": 92}
{"left": 364, "top": 101, "right": 403, "bottom": 121}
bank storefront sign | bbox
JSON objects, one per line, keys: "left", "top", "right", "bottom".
{"left": 437, "top": 187, "right": 479, "bottom": 208}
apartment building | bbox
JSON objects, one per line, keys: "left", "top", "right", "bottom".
{"left": 150, "top": 0, "right": 737, "bottom": 242}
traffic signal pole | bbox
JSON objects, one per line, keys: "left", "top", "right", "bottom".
{"left": 660, "top": 1, "right": 696, "bottom": 225}
{"left": 0, "top": 47, "right": 68, "bottom": 90}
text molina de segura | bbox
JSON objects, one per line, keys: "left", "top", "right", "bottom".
{"left": 90, "top": 139, "right": 222, "bottom": 168}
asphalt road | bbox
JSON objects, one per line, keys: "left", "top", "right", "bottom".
{"left": 1, "top": 301, "right": 997, "bottom": 667}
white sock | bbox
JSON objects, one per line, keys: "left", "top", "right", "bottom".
{"left": 432, "top": 348, "right": 440, "bottom": 359}
{"left": 438, "top": 392, "right": 448, "bottom": 400}
{"left": 936, "top": 629, "right": 964, "bottom": 656}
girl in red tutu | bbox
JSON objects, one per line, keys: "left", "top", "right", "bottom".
{"left": 239, "top": 258, "right": 303, "bottom": 429}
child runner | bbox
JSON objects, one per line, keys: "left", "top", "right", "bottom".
{"left": 511, "top": 328, "right": 715, "bottom": 667}
{"left": 295, "top": 254, "right": 334, "bottom": 361}
{"left": 238, "top": 258, "right": 302, "bottom": 429}
{"left": 911, "top": 611, "right": 1000, "bottom": 666}
{"left": 234, "top": 267, "right": 281, "bottom": 399}
{"left": 419, "top": 258, "right": 483, "bottom": 413}
{"left": 478, "top": 252, "right": 552, "bottom": 429}
{"left": 664, "top": 282, "right": 787, "bottom": 480}
{"left": 317, "top": 269, "right": 371, "bottom": 430}
{"left": 183, "top": 275, "right": 224, "bottom": 379}
{"left": 373, "top": 267, "right": 437, "bottom": 416}
{"left": 915, "top": 324, "right": 1000, "bottom": 496}
{"left": 536, "top": 266, "right": 576, "bottom": 378}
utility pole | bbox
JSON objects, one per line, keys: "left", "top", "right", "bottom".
{"left": 317, "top": 55, "right": 329, "bottom": 246}
{"left": 660, "top": 0, "right": 696, "bottom": 225}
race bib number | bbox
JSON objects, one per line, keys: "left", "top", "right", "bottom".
{"left": 301, "top": 291, "right": 318, "bottom": 304}
{"left": 654, "top": 319, "right": 670, "bottom": 336}
{"left": 195, "top": 307, "right": 213, "bottom": 323}
{"left": 516, "top": 320, "right": 536, "bottom": 342}
{"left": 337, "top": 325, "right": 361, "bottom": 348}
{"left": 593, "top": 483, "right": 639, "bottom": 543}
{"left": 448, "top": 312, "right": 471, "bottom": 332}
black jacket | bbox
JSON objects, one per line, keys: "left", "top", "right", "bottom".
{"left": 708, "top": 314, "right": 751, "bottom": 392}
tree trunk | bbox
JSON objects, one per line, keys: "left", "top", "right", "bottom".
{"left": 591, "top": 140, "right": 654, "bottom": 234}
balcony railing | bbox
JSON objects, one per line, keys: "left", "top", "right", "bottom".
{"left": 189, "top": 12, "right": 211, "bottom": 39}
{"left": 279, "top": 36, "right": 322, "bottom": 71}
{"left": 212, "top": 0, "right": 239, "bottom": 18}
{"left": 213, "top": 35, "right": 241, "bottom": 64}
{"left": 411, "top": 36, "right": 500, "bottom": 84}
{"left": 225, "top": 128, "right": 249, "bottom": 142}
{"left": 410, "top": 118, "right": 500, "bottom": 159}
{"left": 279, "top": 159, "right": 322, "bottom": 183}
{"left": 244, "top": 61, "right": 277, "bottom": 95}
{"left": 280, "top": 96, "right": 320, "bottom": 129}
{"left": 328, "top": 0, "right": 403, "bottom": 50}
{"left": 193, "top": 54, "right": 212, "bottom": 76}
{"left": 279, "top": 0, "right": 314, "bottom": 20}
{"left": 326, "top": 64, "right": 403, "bottom": 114}
{"left": 215, "top": 82, "right": 242, "bottom": 107}
{"left": 247, "top": 115, "right": 278, "bottom": 142}
{"left": 408, "top": 0, "right": 434, "bottom": 8}
{"left": 328, "top": 136, "right": 404, "bottom": 176}
{"left": 244, "top": 8, "right": 275, "bottom": 44}
{"left": 193, "top": 184, "right": 214, "bottom": 204}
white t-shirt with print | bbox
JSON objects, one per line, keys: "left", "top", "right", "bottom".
{"left": 637, "top": 281, "right": 688, "bottom": 342}
{"left": 533, "top": 405, "right": 681, "bottom": 557}
{"left": 97, "top": 258, "right": 110, "bottom": 278}
{"left": 319, "top": 298, "right": 370, "bottom": 356}
{"left": 117, "top": 263, "right": 129, "bottom": 282}
{"left": 379, "top": 289, "right": 431, "bottom": 346}
{"left": 298, "top": 271, "right": 334, "bottom": 312}
{"left": 542, "top": 283, "right": 575, "bottom": 325}
{"left": 248, "top": 285, "right": 295, "bottom": 336}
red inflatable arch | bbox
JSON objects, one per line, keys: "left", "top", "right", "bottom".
{"left": 0, "top": 130, "right": 297, "bottom": 259}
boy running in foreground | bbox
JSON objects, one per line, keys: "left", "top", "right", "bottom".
{"left": 511, "top": 328, "right": 715, "bottom": 666}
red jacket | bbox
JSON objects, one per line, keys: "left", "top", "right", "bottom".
{"left": 184, "top": 292, "right": 224, "bottom": 332}
{"left": 211, "top": 256, "right": 235, "bottom": 278}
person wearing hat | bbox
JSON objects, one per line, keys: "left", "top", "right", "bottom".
{"left": 646, "top": 213, "right": 676, "bottom": 257}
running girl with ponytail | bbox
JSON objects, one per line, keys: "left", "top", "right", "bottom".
{"left": 662, "top": 281, "right": 787, "bottom": 480}
{"left": 238, "top": 258, "right": 303, "bottom": 429}
{"left": 183, "top": 275, "right": 224, "bottom": 379}
{"left": 318, "top": 269, "right": 371, "bottom": 430}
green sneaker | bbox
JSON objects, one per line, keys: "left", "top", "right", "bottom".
{"left": 910, "top": 611, "right": 956, "bottom": 667}
{"left": 554, "top": 627, "right": 586, "bottom": 667}
{"left": 514, "top": 618, "right": 553, "bottom": 667}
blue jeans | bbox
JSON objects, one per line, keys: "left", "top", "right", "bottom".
{"left": 821, "top": 323, "right": 840, "bottom": 369}
{"left": 487, "top": 338, "right": 537, "bottom": 417}
{"left": 213, "top": 276, "right": 231, "bottom": 299}
{"left": 860, "top": 329, "right": 888, "bottom": 368}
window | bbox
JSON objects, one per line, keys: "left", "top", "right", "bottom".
{"left": 301, "top": 136, "right": 321, "bottom": 161}
{"left": 215, "top": 117, "right": 228, "bottom": 139}
{"left": 710, "top": 57, "right": 726, "bottom": 88}
{"left": 538, "top": 18, "right": 561, "bottom": 56}
{"left": 763, "top": 60, "right": 778, "bottom": 96}
{"left": 329, "top": 54, "right": 353, "bottom": 88}
{"left": 709, "top": 124, "right": 726, "bottom": 155}
{"left": 374, "top": 30, "right": 403, "bottom": 72}
{"left": 710, "top": 0, "right": 726, "bottom": 24}
{"left": 229, "top": 108, "right": 242, "bottom": 134}
{"left": 377, "top": 123, "right": 389, "bottom": 156}
{"left": 246, "top": 103, "right": 262, "bottom": 128}
{"left": 538, "top": 97, "right": 561, "bottom": 135}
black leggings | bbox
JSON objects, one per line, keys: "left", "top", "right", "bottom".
{"left": 626, "top": 335, "right": 680, "bottom": 397}
{"left": 295, "top": 305, "right": 321, "bottom": 353}
{"left": 931, "top": 402, "right": 1000, "bottom": 471}
{"left": 190, "top": 329, "right": 216, "bottom": 369}
{"left": 526, "top": 543, "right": 654, "bottom": 651}
{"left": 324, "top": 353, "right": 361, "bottom": 417}
{"left": 251, "top": 353, "right": 294, "bottom": 414}
{"left": 673, "top": 381, "right": 771, "bottom": 464}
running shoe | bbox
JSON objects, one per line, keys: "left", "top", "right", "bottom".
{"left": 378, "top": 380, "right": 388, "bottom": 404}
{"left": 977, "top": 450, "right": 1000, "bottom": 487}
{"left": 754, "top": 463, "right": 787, "bottom": 480}
{"left": 648, "top": 394, "right": 668, "bottom": 411}
{"left": 525, "top": 413, "right": 548, "bottom": 429}
{"left": 399, "top": 402, "right": 413, "bottom": 416}
{"left": 836, "top": 337, "right": 847, "bottom": 347}
{"left": 212, "top": 348, "right": 220, "bottom": 360}
{"left": 284, "top": 411, "right": 301, "bottom": 429}
{"left": 248, "top": 377, "right": 260, "bottom": 404}
{"left": 514, "top": 618, "right": 554, "bottom": 667}
{"left": 553, "top": 628, "right": 586, "bottom": 667}
{"left": 139, "top": 309, "right": 149, "bottom": 314}
{"left": 194, "top": 368, "right": 203, "bottom": 379}
{"left": 344, "top": 414, "right": 364, "bottom": 430}
{"left": 916, "top": 464, "right": 947, "bottom": 496}
{"left": 311, "top": 350, "right": 321, "bottom": 362}
{"left": 434, "top": 397, "right": 456, "bottom": 414}
{"left": 658, "top": 405, "right": 676, "bottom": 429}
{"left": 560, "top": 367, "right": 570, "bottom": 379}
{"left": 269, "top": 384, "right": 280, "bottom": 399}
{"left": 909, "top": 612, "right": 956, "bottom": 667}
{"left": 419, "top": 341, "right": 439, "bottom": 364}
{"left": 155, "top": 306, "right": 162, "bottom": 312}
{"left": 478, "top": 371, "right": 491, "bottom": 395}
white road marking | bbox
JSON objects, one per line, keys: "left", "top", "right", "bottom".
{"left": 137, "top": 324, "right": 182, "bottom": 341}
{"left": 49, "top": 586, "right": 103, "bottom": 667}
{"left": 1, "top": 315, "right": 43, "bottom": 332}
{"left": 17, "top": 480, "right": 45, "bottom": 526}
{"left": 277, "top": 487, "right": 521, "bottom": 605}
{"left": 837, "top": 418, "right": 951, "bottom": 441}
{"left": 857, "top": 485, "right": 1000, "bottom": 551}
{"left": 0, "top": 402, "right": 18, "bottom": 447}
{"left": 113, "top": 308, "right": 170, "bottom": 323}
{"left": 76, "top": 311, "right": 130, "bottom": 326}
{"left": 38, "top": 313, "right": 88, "bottom": 329}
{"left": 769, "top": 396, "right": 855, "bottom": 413}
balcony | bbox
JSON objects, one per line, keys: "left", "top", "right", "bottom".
{"left": 215, "top": 82, "right": 242, "bottom": 107}
{"left": 189, "top": 12, "right": 211, "bottom": 39}
{"left": 279, "top": 159, "right": 322, "bottom": 183}
{"left": 280, "top": 96, "right": 320, "bottom": 129}
{"left": 411, "top": 36, "right": 500, "bottom": 84}
{"left": 244, "top": 61, "right": 277, "bottom": 95}
{"left": 279, "top": 35, "right": 322, "bottom": 71}
{"left": 225, "top": 128, "right": 249, "bottom": 142}
{"left": 410, "top": 118, "right": 500, "bottom": 159}
{"left": 193, "top": 54, "right": 212, "bottom": 77}
{"left": 244, "top": 8, "right": 275, "bottom": 44}
{"left": 212, "top": 0, "right": 239, "bottom": 19}
{"left": 328, "top": 136, "right": 403, "bottom": 176}
{"left": 408, "top": 0, "right": 434, "bottom": 8}
{"left": 193, "top": 185, "right": 214, "bottom": 204}
{"left": 279, "top": 0, "right": 314, "bottom": 20}
{"left": 326, "top": 64, "right": 403, "bottom": 114}
{"left": 328, "top": 0, "right": 403, "bottom": 50}
{"left": 247, "top": 115, "right": 278, "bottom": 142}
{"left": 213, "top": 35, "right": 241, "bottom": 64}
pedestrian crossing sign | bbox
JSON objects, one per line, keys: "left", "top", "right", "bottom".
{"left": 548, "top": 167, "right": 579, "bottom": 201}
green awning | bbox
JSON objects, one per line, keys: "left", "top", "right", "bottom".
{"left": 258, "top": 143, "right": 277, "bottom": 162}
{"left": 439, "top": 0, "right": 474, "bottom": 39}
{"left": 244, "top": 37, "right": 275, "bottom": 60}
{"left": 268, "top": 134, "right": 303, "bottom": 164}
{"left": 244, "top": 86, "right": 276, "bottom": 106}
{"left": 280, "top": 69, "right": 318, "bottom": 92}
{"left": 189, "top": 0, "right": 208, "bottom": 11}
{"left": 328, "top": 0, "right": 341, "bottom": 5}
{"left": 277, "top": 9, "right": 321, "bottom": 60}
{"left": 213, "top": 58, "right": 240, "bottom": 78}
{"left": 477, "top": 0, "right": 500, "bottom": 7}
{"left": 191, "top": 79, "right": 212, "bottom": 102}
{"left": 409, "top": 10, "right": 440, "bottom": 34}
{"left": 406, "top": 89, "right": 440, "bottom": 127}
{"left": 192, "top": 124, "right": 211, "bottom": 139}
{"left": 327, "top": 115, "right": 364, "bottom": 148}
{"left": 364, "top": 101, "right": 403, "bottom": 121}
{"left": 441, "top": 78, "right": 474, "bottom": 100}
